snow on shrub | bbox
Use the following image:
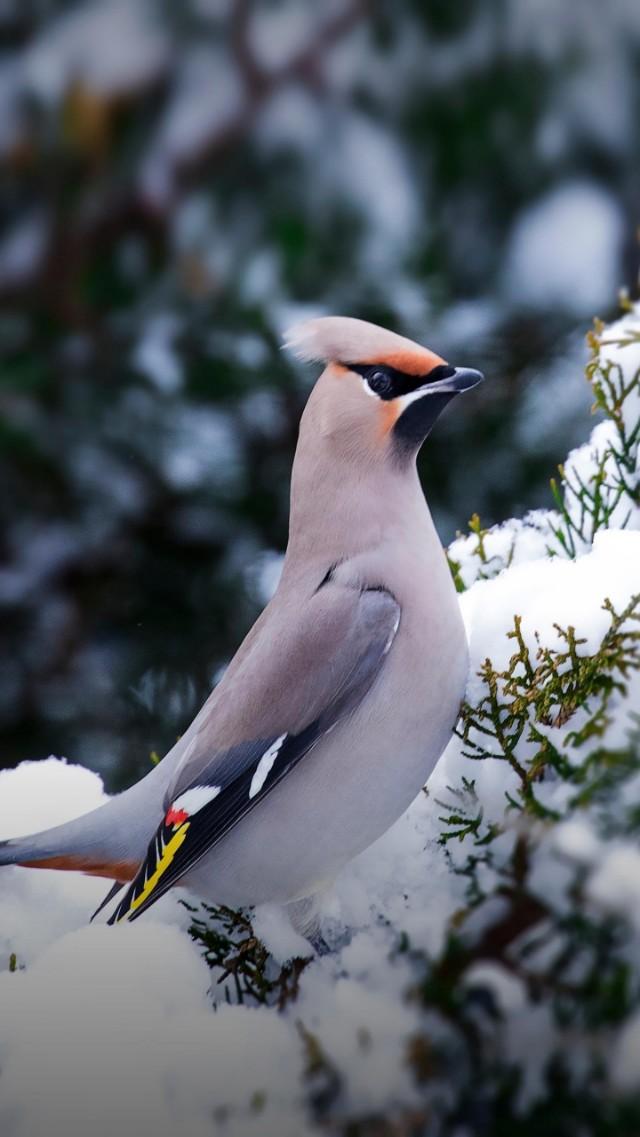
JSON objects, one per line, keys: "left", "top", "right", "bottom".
{"left": 1, "top": 306, "right": 640, "bottom": 1136}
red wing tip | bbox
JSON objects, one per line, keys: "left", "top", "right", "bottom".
{"left": 165, "top": 807, "right": 189, "bottom": 827}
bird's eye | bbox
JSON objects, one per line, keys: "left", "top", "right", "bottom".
{"left": 367, "top": 369, "right": 393, "bottom": 398}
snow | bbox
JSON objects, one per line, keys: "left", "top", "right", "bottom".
{"left": 448, "top": 511, "right": 555, "bottom": 591}
{"left": 255, "top": 97, "right": 419, "bottom": 269}
{"left": 588, "top": 846, "right": 640, "bottom": 926}
{"left": 553, "top": 817, "right": 602, "bottom": 865}
{"left": 247, "top": 2, "right": 321, "bottom": 72}
{"left": 0, "top": 211, "right": 49, "bottom": 288}
{"left": 133, "top": 314, "right": 184, "bottom": 394}
{"left": 299, "top": 970, "right": 420, "bottom": 1113}
{"left": 514, "top": 333, "right": 593, "bottom": 454}
{"left": 613, "top": 1011, "right": 640, "bottom": 1092}
{"left": 0, "top": 761, "right": 110, "bottom": 967}
{"left": 160, "top": 404, "right": 243, "bottom": 493}
{"left": 0, "top": 61, "right": 26, "bottom": 156}
{"left": 598, "top": 311, "right": 640, "bottom": 444}
{"left": 503, "top": 181, "right": 624, "bottom": 315}
{"left": 250, "top": 902, "right": 311, "bottom": 963}
{"left": 23, "top": 0, "right": 169, "bottom": 102}
{"left": 0, "top": 924, "right": 307, "bottom": 1137}
{"left": 318, "top": 111, "right": 419, "bottom": 267}
{"left": 463, "top": 961, "right": 527, "bottom": 1014}
{"left": 462, "top": 528, "right": 640, "bottom": 669}
{"left": 140, "top": 46, "right": 246, "bottom": 205}
{"left": 1, "top": 305, "right": 640, "bottom": 1131}
{"left": 0, "top": 757, "right": 107, "bottom": 839}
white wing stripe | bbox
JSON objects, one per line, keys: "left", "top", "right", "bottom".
{"left": 249, "top": 734, "right": 287, "bottom": 799}
{"left": 172, "top": 785, "right": 221, "bottom": 815}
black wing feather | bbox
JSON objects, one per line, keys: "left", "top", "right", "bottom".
{"left": 105, "top": 586, "right": 399, "bottom": 923}
{"left": 107, "top": 721, "right": 320, "bottom": 923}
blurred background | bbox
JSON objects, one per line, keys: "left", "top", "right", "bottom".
{"left": 1, "top": 0, "right": 638, "bottom": 788}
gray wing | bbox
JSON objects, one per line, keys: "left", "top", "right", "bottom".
{"left": 106, "top": 583, "right": 400, "bottom": 923}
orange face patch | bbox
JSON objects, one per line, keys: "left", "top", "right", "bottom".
{"left": 377, "top": 399, "right": 401, "bottom": 438}
{"left": 359, "top": 346, "right": 446, "bottom": 376}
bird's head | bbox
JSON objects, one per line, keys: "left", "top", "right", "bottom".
{"left": 284, "top": 316, "right": 483, "bottom": 464}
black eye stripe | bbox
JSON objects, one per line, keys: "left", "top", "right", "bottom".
{"left": 345, "top": 362, "right": 455, "bottom": 400}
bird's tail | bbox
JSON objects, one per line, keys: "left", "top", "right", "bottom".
{"left": 0, "top": 837, "right": 29, "bottom": 867}
{"left": 0, "top": 806, "right": 139, "bottom": 881}
{"left": 0, "top": 756, "right": 174, "bottom": 882}
{"left": 0, "top": 825, "right": 130, "bottom": 921}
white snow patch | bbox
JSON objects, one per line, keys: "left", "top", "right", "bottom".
{"left": 462, "top": 528, "right": 640, "bottom": 672}
{"left": 553, "top": 818, "right": 602, "bottom": 865}
{"left": 448, "top": 511, "right": 555, "bottom": 592}
{"left": 251, "top": 902, "right": 311, "bottom": 964}
{"left": 588, "top": 846, "right": 640, "bottom": 926}
{"left": 133, "top": 314, "right": 183, "bottom": 394}
{"left": 0, "top": 756, "right": 107, "bottom": 839}
{"left": 464, "top": 961, "right": 527, "bottom": 1014}
{"left": 613, "top": 1011, "right": 640, "bottom": 1091}
{"left": 23, "top": 0, "right": 169, "bottom": 102}
{"left": 434, "top": 529, "right": 640, "bottom": 822}
{"left": 0, "top": 924, "right": 228, "bottom": 1137}
{"left": 248, "top": 2, "right": 319, "bottom": 72}
{"left": 161, "top": 404, "right": 242, "bottom": 493}
{"left": 140, "top": 46, "right": 245, "bottom": 204}
{"left": 0, "top": 211, "right": 49, "bottom": 287}
{"left": 597, "top": 309, "right": 640, "bottom": 445}
{"left": 503, "top": 181, "right": 623, "bottom": 315}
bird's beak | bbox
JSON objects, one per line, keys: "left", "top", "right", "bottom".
{"left": 424, "top": 366, "right": 484, "bottom": 395}
{"left": 392, "top": 365, "right": 485, "bottom": 454}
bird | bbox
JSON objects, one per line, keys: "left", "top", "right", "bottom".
{"left": 0, "top": 316, "right": 483, "bottom": 935}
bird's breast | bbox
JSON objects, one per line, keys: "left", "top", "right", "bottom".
{"left": 185, "top": 549, "right": 468, "bottom": 910}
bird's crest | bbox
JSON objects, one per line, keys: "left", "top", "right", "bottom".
{"left": 283, "top": 316, "right": 445, "bottom": 376}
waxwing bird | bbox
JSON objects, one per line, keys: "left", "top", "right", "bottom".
{"left": 0, "top": 317, "right": 483, "bottom": 932}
